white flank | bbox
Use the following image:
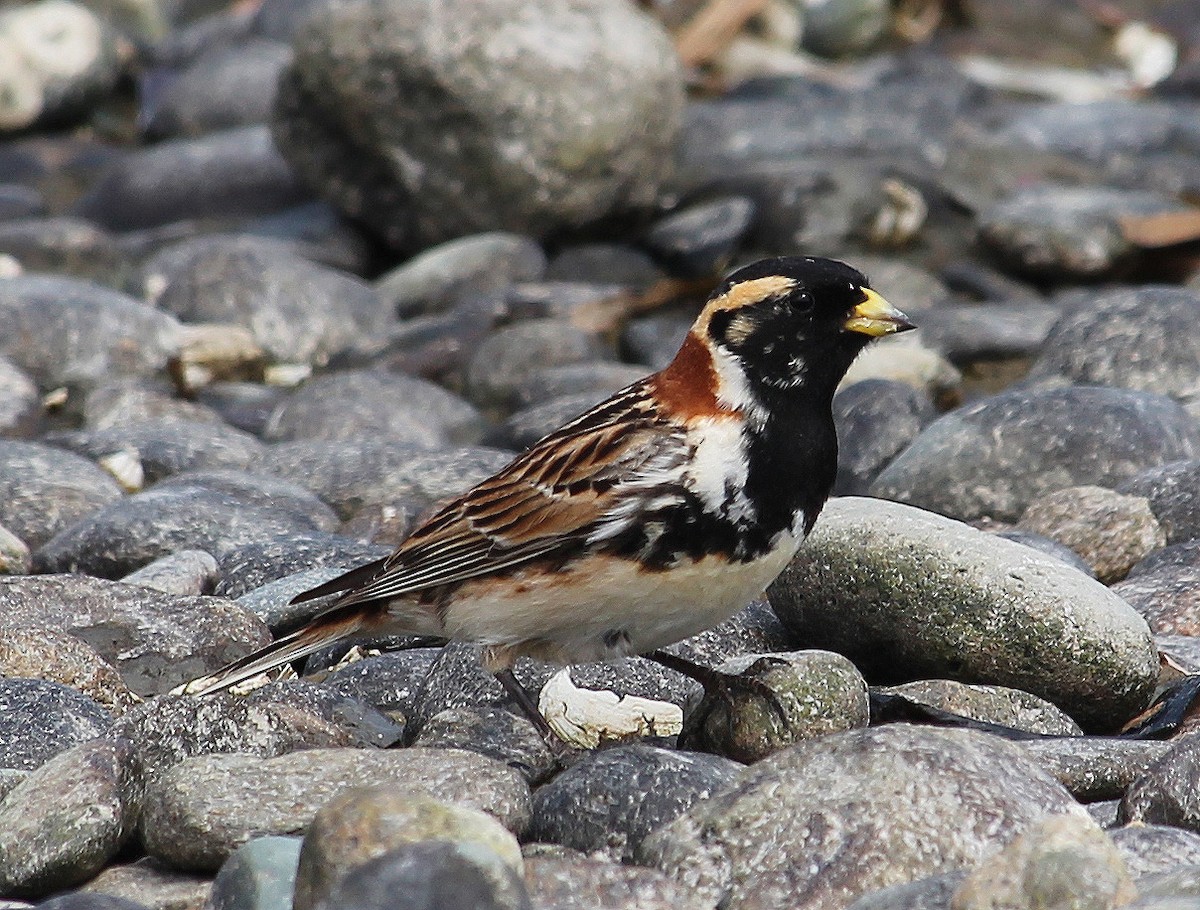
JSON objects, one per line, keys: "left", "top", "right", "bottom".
{"left": 686, "top": 416, "right": 754, "bottom": 525}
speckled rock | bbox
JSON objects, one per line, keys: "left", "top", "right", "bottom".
{"left": 951, "top": 813, "right": 1135, "bottom": 910}
{"left": 769, "top": 498, "right": 1158, "bottom": 731}
{"left": 641, "top": 725, "right": 1089, "bottom": 910}
{"left": 412, "top": 707, "right": 557, "bottom": 785}
{"left": 1112, "top": 562, "right": 1200, "bottom": 636}
{"left": 531, "top": 745, "right": 742, "bottom": 861}
{"left": 81, "top": 857, "right": 211, "bottom": 910}
{"left": 524, "top": 851, "right": 705, "bottom": 910}
{"left": 1120, "top": 735, "right": 1200, "bottom": 832}
{"left": 869, "top": 386, "right": 1199, "bottom": 523}
{"left": 154, "top": 469, "right": 339, "bottom": 532}
{"left": 1111, "top": 825, "right": 1200, "bottom": 879}
{"left": 0, "top": 678, "right": 112, "bottom": 772}
{"left": 642, "top": 196, "right": 755, "bottom": 277}
{"left": 881, "top": 679, "right": 1082, "bottom": 736}
{"left": 1120, "top": 460, "right": 1200, "bottom": 545}
{"left": 0, "top": 441, "right": 122, "bottom": 549}
{"left": 83, "top": 378, "right": 225, "bottom": 431}
{"left": 687, "top": 650, "right": 870, "bottom": 763}
{"left": 271, "top": 0, "right": 683, "bottom": 250}
{"left": 0, "top": 627, "right": 137, "bottom": 716}
{"left": 0, "top": 277, "right": 181, "bottom": 393}
{"left": 0, "top": 574, "right": 269, "bottom": 696}
{"left": 292, "top": 788, "right": 523, "bottom": 910}
{"left": 1017, "top": 485, "right": 1165, "bottom": 583}
{"left": 212, "top": 532, "right": 388, "bottom": 599}
{"left": 140, "top": 747, "right": 532, "bottom": 871}
{"left": 264, "top": 369, "right": 483, "bottom": 446}
{"left": 0, "top": 738, "right": 140, "bottom": 898}
{"left": 320, "top": 649, "right": 441, "bottom": 720}
{"left": 121, "top": 549, "right": 219, "bottom": 596}
{"left": 1017, "top": 738, "right": 1173, "bottom": 802}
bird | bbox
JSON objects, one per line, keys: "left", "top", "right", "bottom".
{"left": 188, "top": 256, "right": 914, "bottom": 739}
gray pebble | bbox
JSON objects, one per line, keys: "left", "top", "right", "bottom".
{"left": 213, "top": 532, "right": 389, "bottom": 599}
{"left": 413, "top": 707, "right": 557, "bottom": 785}
{"left": 832, "top": 379, "right": 934, "bottom": 496}
{"left": 209, "top": 836, "right": 301, "bottom": 910}
{"left": 643, "top": 196, "right": 756, "bottom": 278}
{"left": 882, "top": 679, "right": 1082, "bottom": 736}
{"left": 523, "top": 852, "right": 704, "bottom": 910}
{"left": 121, "top": 549, "right": 219, "bottom": 596}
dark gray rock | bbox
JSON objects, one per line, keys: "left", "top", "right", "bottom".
{"left": 34, "top": 483, "right": 328, "bottom": 578}
{"left": 545, "top": 245, "right": 665, "bottom": 288}
{"left": 0, "top": 276, "right": 181, "bottom": 392}
{"left": 846, "top": 872, "right": 965, "bottom": 910}
{"left": 621, "top": 309, "right": 691, "bottom": 370}
{"left": 1121, "top": 460, "right": 1200, "bottom": 544}
{"left": 915, "top": 301, "right": 1060, "bottom": 363}
{"left": 234, "top": 565, "right": 357, "bottom": 631}
{"left": 321, "top": 649, "right": 441, "bottom": 719}
{"left": 1087, "top": 800, "right": 1121, "bottom": 830}
{"left": 213, "top": 532, "right": 390, "bottom": 598}
{"left": 73, "top": 856, "right": 211, "bottom": 909}
{"left": 45, "top": 419, "right": 266, "bottom": 485}
{"left": 0, "top": 574, "right": 269, "bottom": 696}
{"left": 1027, "top": 286, "right": 1200, "bottom": 400}
{"left": 271, "top": 0, "right": 683, "bottom": 250}
{"left": 769, "top": 498, "right": 1159, "bottom": 731}
{"left": 293, "top": 787, "right": 524, "bottom": 910}
{"left": 1017, "top": 738, "right": 1173, "bottom": 802}
{"left": 504, "top": 280, "right": 626, "bottom": 322}
{"left": 0, "top": 627, "right": 137, "bottom": 716}
{"left": 0, "top": 440, "right": 122, "bottom": 548}
{"left": 0, "top": 216, "right": 125, "bottom": 285}
{"left": 1112, "top": 825, "right": 1200, "bottom": 879}
{"left": 988, "top": 100, "right": 1188, "bottom": 165}
{"left": 832, "top": 379, "right": 934, "bottom": 495}
{"left": 0, "top": 356, "right": 39, "bottom": 437}
{"left": 0, "top": 0, "right": 120, "bottom": 132}
{"left": 465, "top": 319, "right": 609, "bottom": 409}
{"left": 253, "top": 441, "right": 512, "bottom": 518}
{"left": 209, "top": 836, "right": 302, "bottom": 910}
{"left": 141, "top": 39, "right": 292, "bottom": 139}
{"left": 489, "top": 393, "right": 605, "bottom": 450}
{"left": 195, "top": 381, "right": 289, "bottom": 437}
{"left": 665, "top": 598, "right": 795, "bottom": 667}
{"left": 83, "top": 377, "right": 225, "bottom": 430}
{"left": 121, "top": 549, "right": 220, "bottom": 596}
{"left": 1156, "top": 631, "right": 1200, "bottom": 674}
{"left": 315, "top": 841, "right": 529, "bottom": 910}
{"left": 531, "top": 745, "right": 742, "bottom": 861}
{"left": 882, "top": 679, "right": 1082, "bottom": 736}
{"left": 0, "top": 739, "right": 139, "bottom": 899}
{"left": 1121, "top": 734, "right": 1200, "bottom": 831}
{"left": 412, "top": 707, "right": 556, "bottom": 785}
{"left": 524, "top": 851, "right": 704, "bottom": 910}
{"left": 74, "top": 126, "right": 308, "bottom": 231}
{"left": 640, "top": 725, "right": 1090, "bottom": 910}
{"left": 154, "top": 469, "right": 339, "bottom": 532}
{"left": 977, "top": 187, "right": 1187, "bottom": 279}
{"left": 0, "top": 184, "right": 44, "bottom": 221}
{"left": 0, "top": 679, "right": 112, "bottom": 772}
{"left": 241, "top": 201, "right": 375, "bottom": 275}
{"left": 512, "top": 362, "right": 645, "bottom": 409}
{"left": 376, "top": 232, "right": 547, "bottom": 318}
{"left": 264, "top": 369, "right": 482, "bottom": 446}
{"left": 869, "top": 386, "right": 1199, "bottom": 523}
{"left": 149, "top": 236, "right": 389, "bottom": 367}
{"left": 643, "top": 196, "right": 756, "bottom": 278}
{"left": 1112, "top": 562, "right": 1200, "bottom": 636}
{"left": 38, "top": 894, "right": 149, "bottom": 910}
{"left": 140, "top": 747, "right": 532, "bottom": 871}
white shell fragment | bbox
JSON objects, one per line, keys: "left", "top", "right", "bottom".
{"left": 538, "top": 667, "right": 683, "bottom": 749}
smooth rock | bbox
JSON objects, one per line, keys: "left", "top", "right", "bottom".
{"left": 0, "top": 574, "right": 269, "bottom": 696}
{"left": 120, "top": 549, "right": 220, "bottom": 596}
{"left": 1112, "top": 562, "right": 1200, "bottom": 636}
{"left": 642, "top": 196, "right": 756, "bottom": 277}
{"left": 1017, "top": 738, "right": 1173, "bottom": 801}
{"left": 769, "top": 498, "right": 1159, "bottom": 731}
{"left": 83, "top": 378, "right": 224, "bottom": 431}
{"left": 465, "top": 319, "right": 609, "bottom": 409}
{"left": 154, "top": 469, "right": 339, "bottom": 532}
{"left": 264, "top": 369, "right": 482, "bottom": 446}
{"left": 1111, "top": 825, "right": 1200, "bottom": 879}
{"left": 995, "top": 528, "right": 1097, "bottom": 577}
{"left": 0, "top": 678, "right": 112, "bottom": 772}
{"left": 916, "top": 300, "right": 1060, "bottom": 363}
{"left": 489, "top": 392, "right": 606, "bottom": 450}
{"left": 293, "top": 788, "right": 523, "bottom": 910}
{"left": 0, "top": 216, "right": 125, "bottom": 285}
{"left": 545, "top": 244, "right": 665, "bottom": 288}
{"left": 1121, "top": 734, "right": 1200, "bottom": 831}
{"left": 530, "top": 745, "right": 742, "bottom": 861}
{"left": 212, "top": 532, "right": 388, "bottom": 599}
{"left": 0, "top": 356, "right": 39, "bottom": 436}
{"left": 0, "top": 627, "right": 137, "bottom": 715}
{"left": 831, "top": 378, "right": 934, "bottom": 496}
{"left": 881, "top": 679, "right": 1082, "bottom": 736}
{"left": 524, "top": 852, "right": 704, "bottom": 910}
{"left": 869, "top": 386, "right": 1199, "bottom": 523}
{"left": 140, "top": 747, "right": 531, "bottom": 871}
{"left": 1120, "top": 459, "right": 1200, "bottom": 545}
{"left": 0, "top": 523, "right": 30, "bottom": 574}
{"left": 81, "top": 857, "right": 211, "bottom": 910}
{"left": 0, "top": 440, "right": 121, "bottom": 548}
{"left": 512, "top": 362, "right": 646, "bottom": 409}
{"left": 0, "top": 738, "right": 139, "bottom": 898}
{"left": 412, "top": 707, "right": 557, "bottom": 786}
{"left": 640, "top": 725, "right": 1089, "bottom": 910}
{"left": 208, "top": 836, "right": 301, "bottom": 910}
{"left": 320, "top": 649, "right": 441, "bottom": 721}
{"left": 1017, "top": 485, "right": 1165, "bottom": 583}
{"left": 271, "top": 0, "right": 683, "bottom": 249}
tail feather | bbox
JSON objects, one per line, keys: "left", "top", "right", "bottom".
{"left": 185, "top": 605, "right": 373, "bottom": 696}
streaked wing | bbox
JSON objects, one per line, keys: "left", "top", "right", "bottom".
{"left": 331, "top": 380, "right": 691, "bottom": 607}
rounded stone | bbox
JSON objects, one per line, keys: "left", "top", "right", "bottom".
{"left": 0, "top": 679, "right": 112, "bottom": 772}
{"left": 769, "top": 498, "right": 1158, "bottom": 731}
{"left": 208, "top": 836, "right": 302, "bottom": 910}
{"left": 1120, "top": 734, "right": 1200, "bottom": 832}
{"left": 1120, "top": 459, "right": 1200, "bottom": 545}
{"left": 881, "top": 679, "right": 1083, "bottom": 737}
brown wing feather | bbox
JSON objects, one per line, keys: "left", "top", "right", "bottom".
{"left": 327, "top": 380, "right": 688, "bottom": 608}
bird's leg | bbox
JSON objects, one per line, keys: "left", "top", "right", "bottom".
{"left": 644, "top": 650, "right": 791, "bottom": 730}
{"left": 492, "top": 667, "right": 575, "bottom": 758}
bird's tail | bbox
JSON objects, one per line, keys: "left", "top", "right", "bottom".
{"left": 182, "top": 604, "right": 374, "bottom": 696}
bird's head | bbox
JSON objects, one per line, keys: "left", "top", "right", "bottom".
{"left": 675, "top": 256, "right": 914, "bottom": 411}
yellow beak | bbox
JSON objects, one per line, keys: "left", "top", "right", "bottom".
{"left": 843, "top": 288, "right": 916, "bottom": 337}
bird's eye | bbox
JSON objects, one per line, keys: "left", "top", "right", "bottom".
{"left": 792, "top": 291, "right": 814, "bottom": 312}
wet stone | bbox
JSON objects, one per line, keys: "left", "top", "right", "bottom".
{"left": 140, "top": 747, "right": 532, "bottom": 871}
{"left": 0, "top": 439, "right": 121, "bottom": 549}
{"left": 376, "top": 232, "right": 547, "bottom": 319}
{"left": 73, "top": 125, "right": 308, "bottom": 231}
{"left": 1017, "top": 485, "right": 1165, "bottom": 583}
{"left": 530, "top": 744, "right": 742, "bottom": 861}
{"left": 769, "top": 498, "right": 1159, "bottom": 731}
{"left": 0, "top": 679, "right": 112, "bottom": 772}
{"left": 0, "top": 627, "right": 138, "bottom": 716}
{"left": 869, "top": 386, "right": 1199, "bottom": 523}
{"left": 1120, "top": 460, "right": 1200, "bottom": 545}
{"left": 831, "top": 378, "right": 935, "bottom": 496}
{"left": 0, "top": 739, "right": 139, "bottom": 899}
{"left": 293, "top": 788, "right": 523, "bottom": 910}
{"left": 0, "top": 574, "right": 269, "bottom": 696}
{"left": 264, "top": 369, "right": 483, "bottom": 447}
